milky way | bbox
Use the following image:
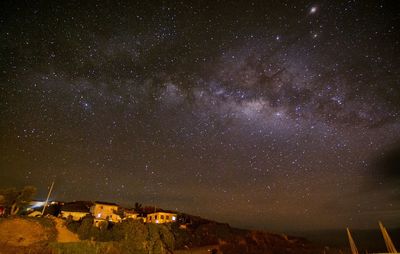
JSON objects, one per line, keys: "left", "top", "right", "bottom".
{"left": 1, "top": 1, "right": 399, "bottom": 231}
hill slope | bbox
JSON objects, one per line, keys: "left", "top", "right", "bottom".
{"left": 0, "top": 215, "right": 344, "bottom": 254}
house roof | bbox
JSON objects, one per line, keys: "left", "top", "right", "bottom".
{"left": 94, "top": 201, "right": 119, "bottom": 206}
{"left": 61, "top": 202, "right": 90, "bottom": 213}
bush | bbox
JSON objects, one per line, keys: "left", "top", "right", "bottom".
{"left": 147, "top": 223, "right": 175, "bottom": 254}
{"left": 77, "top": 217, "right": 94, "bottom": 240}
{"left": 157, "top": 224, "right": 175, "bottom": 251}
{"left": 66, "top": 220, "right": 80, "bottom": 233}
{"left": 62, "top": 218, "right": 176, "bottom": 253}
{"left": 94, "top": 223, "right": 114, "bottom": 242}
{"left": 117, "top": 220, "right": 149, "bottom": 253}
{"left": 111, "top": 220, "right": 175, "bottom": 254}
{"left": 170, "top": 224, "right": 193, "bottom": 249}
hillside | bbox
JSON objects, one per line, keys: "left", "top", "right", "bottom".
{"left": 0, "top": 215, "right": 346, "bottom": 254}
{"left": 167, "top": 214, "right": 341, "bottom": 254}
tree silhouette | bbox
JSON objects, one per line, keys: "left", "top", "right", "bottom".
{"left": 0, "top": 186, "right": 36, "bottom": 215}
{"left": 134, "top": 202, "right": 143, "bottom": 213}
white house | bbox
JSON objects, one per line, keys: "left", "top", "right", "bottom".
{"left": 147, "top": 212, "right": 177, "bottom": 224}
{"left": 124, "top": 209, "right": 139, "bottom": 220}
{"left": 90, "top": 201, "right": 121, "bottom": 222}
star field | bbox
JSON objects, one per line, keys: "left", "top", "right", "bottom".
{"left": 1, "top": 0, "right": 399, "bottom": 231}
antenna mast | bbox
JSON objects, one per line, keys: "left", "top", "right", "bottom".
{"left": 41, "top": 181, "right": 55, "bottom": 215}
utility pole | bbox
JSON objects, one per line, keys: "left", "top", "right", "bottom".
{"left": 41, "top": 181, "right": 55, "bottom": 216}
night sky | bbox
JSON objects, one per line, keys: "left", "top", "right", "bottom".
{"left": 1, "top": 0, "right": 399, "bottom": 232}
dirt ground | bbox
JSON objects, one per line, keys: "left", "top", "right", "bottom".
{"left": 0, "top": 217, "right": 49, "bottom": 247}
{"left": 0, "top": 216, "right": 79, "bottom": 251}
{"left": 52, "top": 217, "right": 80, "bottom": 242}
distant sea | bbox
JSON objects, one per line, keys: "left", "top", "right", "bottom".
{"left": 292, "top": 228, "right": 400, "bottom": 252}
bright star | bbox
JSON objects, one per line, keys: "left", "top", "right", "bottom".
{"left": 310, "top": 6, "right": 317, "bottom": 14}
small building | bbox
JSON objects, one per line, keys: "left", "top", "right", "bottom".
{"left": 136, "top": 213, "right": 147, "bottom": 223}
{"left": 90, "top": 201, "right": 121, "bottom": 222}
{"left": 60, "top": 202, "right": 91, "bottom": 221}
{"left": 124, "top": 209, "right": 139, "bottom": 220}
{"left": 147, "top": 212, "right": 177, "bottom": 224}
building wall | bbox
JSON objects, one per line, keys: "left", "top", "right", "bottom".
{"left": 124, "top": 212, "right": 138, "bottom": 219}
{"left": 147, "top": 212, "right": 177, "bottom": 224}
{"left": 91, "top": 204, "right": 120, "bottom": 222}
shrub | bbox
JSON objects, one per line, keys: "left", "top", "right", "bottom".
{"left": 147, "top": 223, "right": 175, "bottom": 254}
{"left": 66, "top": 220, "right": 80, "bottom": 233}
{"left": 120, "top": 220, "right": 148, "bottom": 252}
{"left": 170, "top": 222, "right": 192, "bottom": 249}
{"left": 77, "top": 217, "right": 94, "bottom": 240}
{"left": 157, "top": 224, "right": 175, "bottom": 251}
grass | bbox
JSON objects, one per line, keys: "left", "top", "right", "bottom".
{"left": 49, "top": 241, "right": 120, "bottom": 254}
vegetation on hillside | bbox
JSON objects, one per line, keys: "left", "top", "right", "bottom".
{"left": 66, "top": 217, "right": 175, "bottom": 254}
{"left": 0, "top": 213, "right": 350, "bottom": 254}
{"left": 61, "top": 213, "right": 343, "bottom": 254}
